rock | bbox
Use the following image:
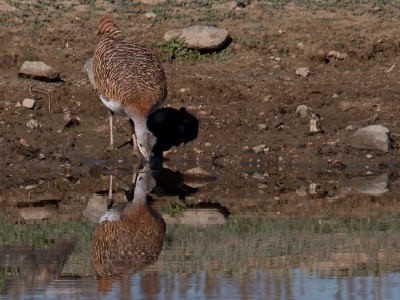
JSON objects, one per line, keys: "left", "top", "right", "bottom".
{"left": 184, "top": 167, "right": 217, "bottom": 188}
{"left": 310, "top": 118, "right": 322, "bottom": 133}
{"left": 258, "top": 124, "right": 267, "bottom": 130}
{"left": 212, "top": 1, "right": 237, "bottom": 10}
{"left": 140, "top": 0, "right": 166, "bottom": 4}
{"left": 164, "top": 26, "right": 230, "bottom": 51}
{"left": 327, "top": 50, "right": 348, "bottom": 60}
{"left": 18, "top": 61, "right": 60, "bottom": 82}
{"left": 345, "top": 125, "right": 358, "bottom": 131}
{"left": 162, "top": 208, "right": 227, "bottom": 227}
{"left": 83, "top": 57, "right": 97, "bottom": 89}
{"left": 252, "top": 172, "right": 265, "bottom": 180}
{"left": 19, "top": 206, "right": 57, "bottom": 220}
{"left": 296, "top": 105, "right": 310, "bottom": 118}
{"left": 347, "top": 125, "right": 390, "bottom": 152}
{"left": 84, "top": 193, "right": 108, "bottom": 223}
{"left": 296, "top": 67, "right": 310, "bottom": 77}
{"left": 349, "top": 173, "right": 389, "bottom": 195}
{"left": 26, "top": 119, "right": 40, "bottom": 129}
{"left": 263, "top": 95, "right": 273, "bottom": 102}
{"left": 253, "top": 144, "right": 266, "bottom": 154}
{"left": 296, "top": 42, "right": 305, "bottom": 52}
{"left": 22, "top": 98, "right": 35, "bottom": 109}
{"left": 15, "top": 102, "right": 21, "bottom": 108}
{"left": 145, "top": 12, "right": 157, "bottom": 19}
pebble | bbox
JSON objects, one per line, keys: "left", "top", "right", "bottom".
{"left": 345, "top": 125, "right": 358, "bottom": 131}
{"left": 366, "top": 154, "right": 373, "bottom": 159}
{"left": 296, "top": 67, "right": 310, "bottom": 77}
{"left": 258, "top": 124, "right": 267, "bottom": 130}
{"left": 257, "top": 183, "right": 268, "bottom": 189}
{"left": 253, "top": 144, "right": 266, "bottom": 154}
{"left": 26, "top": 119, "right": 40, "bottom": 129}
{"left": 252, "top": 172, "right": 265, "bottom": 180}
{"left": 296, "top": 105, "right": 310, "bottom": 118}
{"left": 144, "top": 12, "right": 157, "bottom": 19}
{"left": 263, "top": 95, "right": 273, "bottom": 102}
{"left": 309, "top": 118, "right": 322, "bottom": 133}
{"left": 20, "top": 138, "right": 29, "bottom": 147}
{"left": 22, "top": 98, "right": 35, "bottom": 109}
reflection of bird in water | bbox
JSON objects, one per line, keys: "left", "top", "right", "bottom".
{"left": 93, "top": 16, "right": 167, "bottom": 160}
{"left": 91, "top": 167, "right": 165, "bottom": 293}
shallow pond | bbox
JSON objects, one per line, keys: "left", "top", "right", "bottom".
{"left": 1, "top": 160, "right": 400, "bottom": 299}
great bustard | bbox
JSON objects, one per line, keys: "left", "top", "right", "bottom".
{"left": 93, "top": 16, "right": 167, "bottom": 160}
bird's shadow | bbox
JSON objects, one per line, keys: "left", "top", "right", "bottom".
{"left": 147, "top": 107, "right": 198, "bottom": 156}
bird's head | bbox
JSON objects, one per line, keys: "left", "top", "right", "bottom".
{"left": 137, "top": 130, "right": 157, "bottom": 161}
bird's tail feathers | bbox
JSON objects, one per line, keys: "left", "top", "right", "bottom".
{"left": 97, "top": 16, "right": 119, "bottom": 35}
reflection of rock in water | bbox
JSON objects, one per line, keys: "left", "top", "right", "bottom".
{"left": 91, "top": 169, "right": 166, "bottom": 293}
{"left": 0, "top": 238, "right": 77, "bottom": 296}
{"left": 349, "top": 173, "right": 389, "bottom": 195}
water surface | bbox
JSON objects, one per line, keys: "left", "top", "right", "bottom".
{"left": 1, "top": 161, "right": 400, "bottom": 299}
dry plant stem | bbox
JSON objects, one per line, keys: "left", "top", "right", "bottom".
{"left": 29, "top": 84, "right": 51, "bottom": 111}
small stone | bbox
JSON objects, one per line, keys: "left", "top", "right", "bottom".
{"left": 258, "top": 124, "right": 267, "bottom": 130}
{"left": 332, "top": 93, "right": 339, "bottom": 99}
{"left": 145, "top": 12, "right": 157, "bottom": 19}
{"left": 38, "top": 153, "right": 46, "bottom": 160}
{"left": 22, "top": 98, "right": 35, "bottom": 109}
{"left": 296, "top": 67, "right": 310, "bottom": 77}
{"left": 310, "top": 118, "right": 322, "bottom": 133}
{"left": 296, "top": 42, "right": 305, "bottom": 52}
{"left": 253, "top": 144, "right": 266, "bottom": 154}
{"left": 366, "top": 154, "right": 373, "bottom": 159}
{"left": 345, "top": 125, "right": 358, "bottom": 131}
{"left": 257, "top": 183, "right": 268, "bottom": 189}
{"left": 252, "top": 172, "right": 265, "bottom": 180}
{"left": 327, "top": 50, "right": 348, "bottom": 60}
{"left": 296, "top": 105, "right": 310, "bottom": 118}
{"left": 140, "top": 0, "right": 166, "bottom": 4}
{"left": 211, "top": 1, "right": 237, "bottom": 10}
{"left": 18, "top": 61, "right": 60, "bottom": 82}
{"left": 15, "top": 102, "right": 21, "bottom": 108}
{"left": 205, "top": 142, "right": 211, "bottom": 146}
{"left": 263, "top": 95, "right": 273, "bottom": 102}
{"left": 26, "top": 119, "right": 40, "bottom": 129}
{"left": 20, "top": 138, "right": 29, "bottom": 147}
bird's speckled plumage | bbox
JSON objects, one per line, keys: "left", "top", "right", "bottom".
{"left": 91, "top": 171, "right": 165, "bottom": 293}
{"left": 93, "top": 16, "right": 167, "bottom": 160}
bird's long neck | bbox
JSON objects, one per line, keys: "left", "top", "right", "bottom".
{"left": 130, "top": 114, "right": 149, "bottom": 137}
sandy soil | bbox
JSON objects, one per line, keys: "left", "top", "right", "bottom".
{"left": 1, "top": 0, "right": 400, "bottom": 174}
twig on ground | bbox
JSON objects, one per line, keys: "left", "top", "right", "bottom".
{"left": 29, "top": 84, "right": 51, "bottom": 111}
{"left": 387, "top": 60, "right": 398, "bottom": 73}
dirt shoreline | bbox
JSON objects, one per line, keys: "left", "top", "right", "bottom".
{"left": 1, "top": 1, "right": 400, "bottom": 173}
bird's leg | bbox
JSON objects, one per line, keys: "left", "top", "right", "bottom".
{"left": 129, "top": 119, "right": 141, "bottom": 157}
{"left": 107, "top": 110, "right": 116, "bottom": 152}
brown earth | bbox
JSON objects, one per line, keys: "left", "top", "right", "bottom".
{"left": 1, "top": 1, "right": 400, "bottom": 183}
